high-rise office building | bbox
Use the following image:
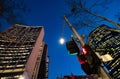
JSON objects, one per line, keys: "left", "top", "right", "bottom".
{"left": 0, "top": 24, "right": 49, "bottom": 79}
{"left": 88, "top": 25, "right": 120, "bottom": 79}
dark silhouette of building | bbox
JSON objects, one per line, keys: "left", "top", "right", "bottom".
{"left": 56, "top": 75, "right": 98, "bottom": 79}
{"left": 88, "top": 25, "right": 120, "bottom": 79}
{"left": 0, "top": 24, "right": 49, "bottom": 79}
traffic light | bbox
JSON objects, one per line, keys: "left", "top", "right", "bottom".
{"left": 81, "top": 45, "right": 101, "bottom": 74}
{"left": 81, "top": 45, "right": 92, "bottom": 55}
{"left": 66, "top": 38, "right": 79, "bottom": 55}
{"left": 82, "top": 47, "right": 87, "bottom": 55}
{"left": 82, "top": 45, "right": 99, "bottom": 60}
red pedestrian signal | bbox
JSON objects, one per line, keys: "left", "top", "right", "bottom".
{"left": 82, "top": 47, "right": 87, "bottom": 55}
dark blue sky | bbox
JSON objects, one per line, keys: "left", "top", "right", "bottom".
{"left": 24, "top": 0, "right": 84, "bottom": 79}
{"left": 24, "top": 0, "right": 86, "bottom": 79}
{"left": 0, "top": 0, "right": 120, "bottom": 79}
{"left": 24, "top": 1, "right": 120, "bottom": 79}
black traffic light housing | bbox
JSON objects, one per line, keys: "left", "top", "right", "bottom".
{"left": 66, "top": 38, "right": 79, "bottom": 55}
{"left": 80, "top": 45, "right": 101, "bottom": 75}
{"left": 82, "top": 45, "right": 101, "bottom": 64}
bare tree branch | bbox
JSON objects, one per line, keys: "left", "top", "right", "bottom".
{"left": 0, "top": 0, "right": 28, "bottom": 27}
{"left": 65, "top": 0, "right": 120, "bottom": 29}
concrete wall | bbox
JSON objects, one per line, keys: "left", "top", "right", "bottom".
{"left": 25, "top": 27, "right": 44, "bottom": 79}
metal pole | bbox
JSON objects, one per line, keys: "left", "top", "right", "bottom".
{"left": 64, "top": 16, "right": 85, "bottom": 47}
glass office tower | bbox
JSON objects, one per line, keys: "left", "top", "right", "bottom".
{"left": 88, "top": 25, "right": 120, "bottom": 79}
{"left": 0, "top": 24, "right": 49, "bottom": 79}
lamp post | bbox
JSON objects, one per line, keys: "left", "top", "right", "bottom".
{"left": 64, "top": 16, "right": 112, "bottom": 79}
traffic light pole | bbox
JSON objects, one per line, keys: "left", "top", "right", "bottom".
{"left": 64, "top": 16, "right": 85, "bottom": 47}
{"left": 64, "top": 16, "right": 112, "bottom": 79}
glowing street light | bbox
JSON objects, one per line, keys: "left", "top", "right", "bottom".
{"left": 59, "top": 37, "right": 65, "bottom": 44}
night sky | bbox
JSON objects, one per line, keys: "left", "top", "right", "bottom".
{"left": 24, "top": 0, "right": 85, "bottom": 79}
{"left": 0, "top": 0, "right": 120, "bottom": 79}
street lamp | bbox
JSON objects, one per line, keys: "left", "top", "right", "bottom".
{"left": 59, "top": 20, "right": 66, "bottom": 45}
{"left": 59, "top": 37, "right": 65, "bottom": 44}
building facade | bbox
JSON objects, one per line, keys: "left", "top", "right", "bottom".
{"left": 0, "top": 24, "right": 49, "bottom": 79}
{"left": 88, "top": 25, "right": 120, "bottom": 79}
